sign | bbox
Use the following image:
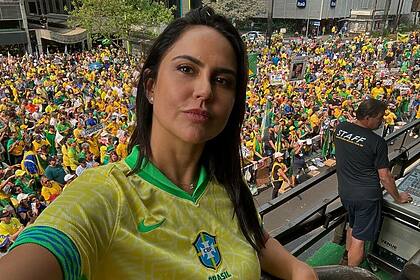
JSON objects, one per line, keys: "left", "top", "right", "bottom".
{"left": 289, "top": 56, "right": 307, "bottom": 81}
{"left": 312, "top": 21, "right": 320, "bottom": 27}
{"left": 270, "top": 74, "right": 284, "bottom": 86}
{"left": 297, "top": 0, "right": 306, "bottom": 8}
{"left": 384, "top": 79, "right": 393, "bottom": 86}
{"left": 82, "top": 123, "right": 104, "bottom": 137}
{"left": 390, "top": 68, "right": 400, "bottom": 74}
{"left": 330, "top": 0, "right": 337, "bottom": 7}
{"left": 376, "top": 68, "right": 389, "bottom": 78}
{"left": 399, "top": 85, "right": 411, "bottom": 94}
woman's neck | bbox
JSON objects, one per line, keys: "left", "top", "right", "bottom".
{"left": 149, "top": 128, "right": 204, "bottom": 194}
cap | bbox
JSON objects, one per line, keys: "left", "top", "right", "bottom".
{"left": 17, "top": 193, "right": 29, "bottom": 203}
{"left": 274, "top": 152, "right": 284, "bottom": 158}
{"left": 64, "top": 174, "right": 76, "bottom": 182}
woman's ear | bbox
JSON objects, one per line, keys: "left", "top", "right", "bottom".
{"left": 143, "top": 69, "right": 155, "bottom": 104}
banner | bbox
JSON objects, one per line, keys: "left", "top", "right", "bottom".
{"left": 82, "top": 123, "right": 105, "bottom": 137}
{"left": 297, "top": 0, "right": 306, "bottom": 8}
{"left": 289, "top": 56, "right": 307, "bottom": 81}
{"left": 270, "top": 74, "right": 284, "bottom": 86}
{"left": 248, "top": 53, "right": 258, "bottom": 78}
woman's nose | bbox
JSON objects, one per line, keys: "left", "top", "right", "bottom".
{"left": 192, "top": 76, "right": 213, "bottom": 101}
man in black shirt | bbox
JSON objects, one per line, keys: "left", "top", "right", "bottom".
{"left": 335, "top": 99, "right": 412, "bottom": 267}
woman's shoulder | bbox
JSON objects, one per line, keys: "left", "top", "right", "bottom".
{"left": 72, "top": 161, "right": 130, "bottom": 189}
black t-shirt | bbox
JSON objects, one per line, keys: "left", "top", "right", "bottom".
{"left": 335, "top": 122, "right": 389, "bottom": 200}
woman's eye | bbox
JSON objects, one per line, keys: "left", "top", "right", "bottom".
{"left": 177, "top": 65, "right": 193, "bottom": 74}
{"left": 215, "top": 76, "right": 233, "bottom": 87}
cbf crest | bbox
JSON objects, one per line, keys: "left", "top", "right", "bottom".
{"left": 193, "top": 232, "right": 222, "bottom": 270}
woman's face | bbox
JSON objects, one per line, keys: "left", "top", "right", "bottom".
{"left": 148, "top": 26, "right": 237, "bottom": 145}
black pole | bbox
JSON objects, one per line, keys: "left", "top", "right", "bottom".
{"left": 394, "top": 0, "right": 402, "bottom": 32}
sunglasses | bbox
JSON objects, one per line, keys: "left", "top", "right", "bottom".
{"left": 1, "top": 213, "right": 11, "bottom": 218}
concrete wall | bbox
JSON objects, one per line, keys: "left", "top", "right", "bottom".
{"left": 268, "top": 0, "right": 414, "bottom": 20}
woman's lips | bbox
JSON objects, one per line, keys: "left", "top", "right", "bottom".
{"left": 183, "top": 109, "right": 210, "bottom": 122}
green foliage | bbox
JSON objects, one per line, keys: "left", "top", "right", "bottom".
{"left": 202, "top": 0, "right": 265, "bottom": 22}
{"left": 68, "top": 0, "right": 174, "bottom": 41}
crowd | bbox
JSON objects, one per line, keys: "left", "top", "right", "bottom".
{"left": 1, "top": 30, "right": 420, "bottom": 252}
{"left": 0, "top": 47, "right": 141, "bottom": 253}
{"left": 241, "top": 31, "right": 420, "bottom": 196}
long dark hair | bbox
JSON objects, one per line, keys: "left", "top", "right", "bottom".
{"left": 128, "top": 6, "right": 266, "bottom": 253}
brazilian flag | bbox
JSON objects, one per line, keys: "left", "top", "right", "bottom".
{"left": 248, "top": 53, "right": 258, "bottom": 78}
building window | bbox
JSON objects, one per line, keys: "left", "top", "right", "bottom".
{"left": 28, "top": 1, "right": 38, "bottom": 14}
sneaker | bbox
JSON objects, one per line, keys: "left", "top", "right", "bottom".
{"left": 415, "top": 135, "right": 419, "bottom": 139}
{"left": 409, "top": 131, "right": 414, "bottom": 137}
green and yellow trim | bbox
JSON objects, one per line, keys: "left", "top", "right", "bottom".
{"left": 125, "top": 146, "right": 209, "bottom": 204}
{"left": 10, "top": 226, "right": 82, "bottom": 280}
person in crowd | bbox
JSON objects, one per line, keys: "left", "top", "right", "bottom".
{"left": 0, "top": 7, "right": 317, "bottom": 280}
{"left": 335, "top": 99, "right": 412, "bottom": 267}
{"left": 39, "top": 176, "right": 62, "bottom": 204}
{"left": 0, "top": 208, "right": 24, "bottom": 242}
{"left": 271, "top": 152, "right": 290, "bottom": 199}
{"left": 44, "top": 156, "right": 66, "bottom": 186}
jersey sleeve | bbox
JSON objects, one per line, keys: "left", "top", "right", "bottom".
{"left": 10, "top": 166, "right": 120, "bottom": 279}
{"left": 374, "top": 138, "right": 389, "bottom": 170}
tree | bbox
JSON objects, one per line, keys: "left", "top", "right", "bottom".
{"left": 67, "top": 0, "right": 174, "bottom": 43}
{"left": 202, "top": 0, "right": 265, "bottom": 22}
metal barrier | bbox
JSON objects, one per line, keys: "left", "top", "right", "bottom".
{"left": 258, "top": 119, "right": 420, "bottom": 254}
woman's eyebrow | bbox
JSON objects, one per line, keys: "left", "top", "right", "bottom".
{"left": 172, "top": 55, "right": 236, "bottom": 76}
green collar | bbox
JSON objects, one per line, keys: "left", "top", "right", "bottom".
{"left": 125, "top": 146, "right": 209, "bottom": 204}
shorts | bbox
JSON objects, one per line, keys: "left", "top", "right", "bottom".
{"left": 341, "top": 198, "right": 382, "bottom": 241}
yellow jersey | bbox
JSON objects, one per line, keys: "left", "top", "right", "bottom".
{"left": 0, "top": 217, "right": 22, "bottom": 236}
{"left": 11, "top": 146, "right": 260, "bottom": 279}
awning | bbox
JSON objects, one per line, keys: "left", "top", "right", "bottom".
{"left": 35, "top": 27, "right": 87, "bottom": 44}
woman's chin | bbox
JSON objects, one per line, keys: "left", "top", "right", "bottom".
{"left": 179, "top": 130, "right": 215, "bottom": 145}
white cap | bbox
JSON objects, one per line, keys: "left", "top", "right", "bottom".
{"left": 274, "top": 152, "right": 284, "bottom": 158}
{"left": 64, "top": 174, "right": 76, "bottom": 182}
{"left": 17, "top": 193, "right": 29, "bottom": 203}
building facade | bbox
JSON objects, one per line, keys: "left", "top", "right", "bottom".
{"left": 0, "top": 0, "right": 32, "bottom": 53}
{"left": 269, "top": 0, "right": 413, "bottom": 20}
{"left": 22, "top": 0, "right": 88, "bottom": 55}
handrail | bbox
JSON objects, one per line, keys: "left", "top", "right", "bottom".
{"left": 384, "top": 119, "right": 419, "bottom": 142}
{"left": 257, "top": 119, "right": 419, "bottom": 217}
{"left": 258, "top": 119, "right": 420, "bottom": 257}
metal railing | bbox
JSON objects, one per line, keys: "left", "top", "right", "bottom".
{"left": 258, "top": 119, "right": 420, "bottom": 255}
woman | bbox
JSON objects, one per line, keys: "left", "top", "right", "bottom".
{"left": 0, "top": 7, "right": 317, "bottom": 280}
{"left": 271, "top": 152, "right": 291, "bottom": 199}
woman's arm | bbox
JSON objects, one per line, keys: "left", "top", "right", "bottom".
{"left": 259, "top": 237, "right": 318, "bottom": 280}
{"left": 277, "top": 169, "right": 290, "bottom": 184}
{"left": 0, "top": 243, "right": 63, "bottom": 280}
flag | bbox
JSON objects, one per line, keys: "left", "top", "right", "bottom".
{"left": 248, "top": 53, "right": 258, "bottom": 78}
{"left": 260, "top": 100, "right": 272, "bottom": 138}
{"left": 397, "top": 33, "right": 409, "bottom": 43}
{"left": 321, "top": 130, "right": 330, "bottom": 158}
{"left": 275, "top": 128, "right": 282, "bottom": 152}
